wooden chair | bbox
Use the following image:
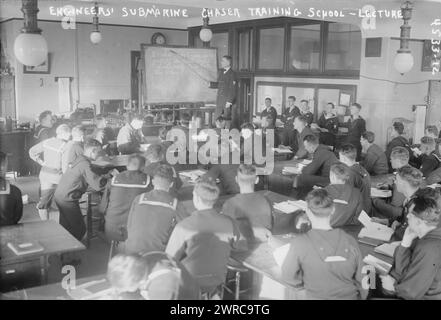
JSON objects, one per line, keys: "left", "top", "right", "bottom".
{"left": 222, "top": 259, "right": 250, "bottom": 300}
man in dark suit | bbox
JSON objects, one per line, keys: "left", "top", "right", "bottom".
{"left": 213, "top": 55, "right": 237, "bottom": 129}
{"left": 296, "top": 134, "right": 339, "bottom": 189}
{"left": 281, "top": 96, "right": 300, "bottom": 146}
{"left": 260, "top": 97, "right": 278, "bottom": 129}
{"left": 341, "top": 103, "right": 366, "bottom": 161}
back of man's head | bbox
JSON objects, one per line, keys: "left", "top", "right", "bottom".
{"left": 127, "top": 154, "right": 146, "bottom": 171}
{"left": 305, "top": 189, "right": 334, "bottom": 218}
{"left": 152, "top": 164, "right": 174, "bottom": 190}
{"left": 56, "top": 124, "right": 71, "bottom": 140}
{"left": 397, "top": 165, "right": 423, "bottom": 189}
{"left": 145, "top": 144, "right": 164, "bottom": 163}
{"left": 193, "top": 178, "right": 220, "bottom": 208}
{"left": 237, "top": 164, "right": 257, "bottom": 188}
{"left": 338, "top": 143, "right": 357, "bottom": 163}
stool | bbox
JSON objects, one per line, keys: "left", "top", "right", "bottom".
{"left": 79, "top": 192, "right": 100, "bottom": 248}
{"left": 223, "top": 260, "right": 249, "bottom": 300}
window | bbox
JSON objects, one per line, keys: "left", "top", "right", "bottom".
{"left": 325, "top": 23, "right": 361, "bottom": 71}
{"left": 258, "top": 27, "right": 284, "bottom": 70}
{"left": 289, "top": 24, "right": 321, "bottom": 71}
{"left": 210, "top": 32, "right": 229, "bottom": 67}
{"left": 238, "top": 29, "right": 252, "bottom": 71}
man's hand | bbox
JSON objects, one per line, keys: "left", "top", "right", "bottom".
{"left": 380, "top": 275, "right": 396, "bottom": 292}
{"left": 401, "top": 226, "right": 418, "bottom": 248}
{"left": 225, "top": 102, "right": 232, "bottom": 108}
{"left": 391, "top": 220, "right": 401, "bottom": 231}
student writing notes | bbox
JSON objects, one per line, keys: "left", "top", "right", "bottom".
{"left": 380, "top": 196, "right": 441, "bottom": 300}
{"left": 281, "top": 189, "right": 367, "bottom": 300}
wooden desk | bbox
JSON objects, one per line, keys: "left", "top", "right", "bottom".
{"left": 0, "top": 221, "right": 86, "bottom": 292}
{"left": 1, "top": 274, "right": 108, "bottom": 300}
{"left": 92, "top": 155, "right": 132, "bottom": 169}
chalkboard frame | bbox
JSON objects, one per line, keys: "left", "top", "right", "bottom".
{"left": 140, "top": 44, "right": 219, "bottom": 105}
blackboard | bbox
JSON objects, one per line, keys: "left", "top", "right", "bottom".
{"left": 142, "top": 45, "right": 218, "bottom": 104}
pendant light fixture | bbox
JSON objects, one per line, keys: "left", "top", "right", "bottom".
{"left": 14, "top": 0, "right": 48, "bottom": 67}
{"left": 393, "top": 1, "right": 414, "bottom": 75}
{"left": 90, "top": 2, "right": 102, "bottom": 44}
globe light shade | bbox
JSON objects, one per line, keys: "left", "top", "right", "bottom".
{"left": 90, "top": 31, "right": 102, "bottom": 44}
{"left": 14, "top": 33, "right": 48, "bottom": 67}
{"left": 394, "top": 52, "right": 414, "bottom": 75}
{"left": 199, "top": 27, "right": 213, "bottom": 42}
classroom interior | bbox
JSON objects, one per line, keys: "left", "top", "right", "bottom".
{"left": 1, "top": 0, "right": 441, "bottom": 300}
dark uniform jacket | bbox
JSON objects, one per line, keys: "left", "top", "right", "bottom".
{"left": 221, "top": 192, "right": 272, "bottom": 244}
{"left": 165, "top": 208, "right": 239, "bottom": 291}
{"left": 348, "top": 163, "right": 372, "bottom": 214}
{"left": 101, "top": 170, "right": 150, "bottom": 241}
{"left": 33, "top": 125, "right": 54, "bottom": 144}
{"left": 389, "top": 227, "right": 441, "bottom": 300}
{"left": 282, "top": 106, "right": 300, "bottom": 129}
{"left": 361, "top": 143, "right": 389, "bottom": 176}
{"left": 342, "top": 117, "right": 366, "bottom": 160}
{"left": 0, "top": 178, "right": 23, "bottom": 226}
{"left": 64, "top": 141, "right": 84, "bottom": 173}
{"left": 214, "top": 68, "right": 237, "bottom": 120}
{"left": 117, "top": 123, "right": 143, "bottom": 155}
{"left": 418, "top": 152, "right": 441, "bottom": 177}
{"left": 281, "top": 228, "right": 367, "bottom": 300}
{"left": 318, "top": 113, "right": 339, "bottom": 134}
{"left": 294, "top": 126, "right": 315, "bottom": 159}
{"left": 325, "top": 184, "right": 363, "bottom": 227}
{"left": 426, "top": 167, "right": 441, "bottom": 185}
{"left": 54, "top": 155, "right": 106, "bottom": 202}
{"left": 261, "top": 106, "right": 278, "bottom": 129}
{"left": 299, "top": 145, "right": 338, "bottom": 183}
{"left": 300, "top": 112, "right": 314, "bottom": 126}
{"left": 126, "top": 190, "right": 186, "bottom": 254}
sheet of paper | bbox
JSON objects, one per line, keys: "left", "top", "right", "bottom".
{"left": 358, "top": 210, "right": 372, "bottom": 227}
{"left": 273, "top": 148, "right": 293, "bottom": 154}
{"left": 374, "top": 241, "right": 401, "bottom": 258}
{"left": 282, "top": 167, "right": 302, "bottom": 175}
{"left": 359, "top": 227, "right": 393, "bottom": 242}
{"left": 273, "top": 243, "right": 291, "bottom": 267}
{"left": 363, "top": 254, "right": 392, "bottom": 275}
{"left": 179, "top": 170, "right": 206, "bottom": 181}
{"left": 273, "top": 200, "right": 307, "bottom": 214}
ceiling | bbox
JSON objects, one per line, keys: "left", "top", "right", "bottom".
{"left": 1, "top": 0, "right": 441, "bottom": 37}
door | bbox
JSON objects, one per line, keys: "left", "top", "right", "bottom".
{"left": 130, "top": 51, "right": 141, "bottom": 109}
{"left": 237, "top": 76, "right": 253, "bottom": 124}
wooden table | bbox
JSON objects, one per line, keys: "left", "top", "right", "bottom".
{"left": 0, "top": 221, "right": 86, "bottom": 292}
{"left": 1, "top": 274, "right": 108, "bottom": 300}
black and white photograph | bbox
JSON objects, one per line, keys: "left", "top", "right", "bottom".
{"left": 1, "top": 0, "right": 441, "bottom": 309}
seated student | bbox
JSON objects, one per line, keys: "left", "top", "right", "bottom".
{"left": 296, "top": 134, "right": 339, "bottom": 189}
{"left": 260, "top": 97, "right": 277, "bottom": 129}
{"left": 34, "top": 110, "right": 55, "bottom": 143}
{"left": 290, "top": 115, "right": 315, "bottom": 159}
{"left": 107, "top": 253, "right": 200, "bottom": 300}
{"left": 392, "top": 165, "right": 424, "bottom": 240}
{"left": 372, "top": 147, "right": 410, "bottom": 222}
{"left": 92, "top": 116, "right": 115, "bottom": 147}
{"left": 0, "top": 152, "right": 23, "bottom": 226}
{"left": 117, "top": 114, "right": 145, "bottom": 155}
{"left": 63, "top": 125, "right": 85, "bottom": 173}
{"left": 415, "top": 136, "right": 441, "bottom": 177}
{"left": 380, "top": 195, "right": 441, "bottom": 300}
{"left": 324, "top": 163, "right": 363, "bottom": 227}
{"left": 386, "top": 122, "right": 413, "bottom": 171}
{"left": 281, "top": 189, "right": 367, "bottom": 300}
{"left": 299, "top": 99, "right": 314, "bottom": 126}
{"left": 102, "top": 154, "right": 149, "bottom": 242}
{"left": 143, "top": 144, "right": 182, "bottom": 196}
{"left": 126, "top": 165, "right": 186, "bottom": 254}
{"left": 221, "top": 164, "right": 272, "bottom": 245}
{"left": 425, "top": 125, "right": 439, "bottom": 140}
{"left": 204, "top": 150, "right": 240, "bottom": 196}
{"left": 54, "top": 139, "right": 108, "bottom": 241}
{"left": 360, "top": 131, "right": 389, "bottom": 176}
{"left": 338, "top": 143, "right": 372, "bottom": 214}
{"left": 215, "top": 115, "right": 227, "bottom": 130}
{"left": 165, "top": 179, "right": 239, "bottom": 294}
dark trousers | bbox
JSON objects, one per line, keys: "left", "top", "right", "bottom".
{"left": 55, "top": 198, "right": 86, "bottom": 241}
{"left": 38, "top": 187, "right": 56, "bottom": 210}
{"left": 282, "top": 127, "right": 295, "bottom": 146}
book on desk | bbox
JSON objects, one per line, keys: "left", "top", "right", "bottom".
{"left": 357, "top": 211, "right": 394, "bottom": 242}
{"left": 7, "top": 241, "right": 44, "bottom": 256}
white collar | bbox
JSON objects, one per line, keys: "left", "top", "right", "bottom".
{"left": 223, "top": 67, "right": 230, "bottom": 73}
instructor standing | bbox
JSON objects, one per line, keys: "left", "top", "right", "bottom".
{"left": 213, "top": 55, "right": 237, "bottom": 129}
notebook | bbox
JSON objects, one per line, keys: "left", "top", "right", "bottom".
{"left": 273, "top": 148, "right": 293, "bottom": 154}
{"left": 358, "top": 211, "right": 394, "bottom": 242}
{"left": 363, "top": 254, "right": 392, "bottom": 275}
{"left": 273, "top": 200, "right": 307, "bottom": 214}
{"left": 370, "top": 188, "right": 392, "bottom": 198}
{"left": 282, "top": 167, "right": 302, "bottom": 175}
{"left": 179, "top": 170, "right": 206, "bottom": 182}
{"left": 7, "top": 241, "right": 44, "bottom": 256}
{"left": 374, "top": 241, "right": 401, "bottom": 258}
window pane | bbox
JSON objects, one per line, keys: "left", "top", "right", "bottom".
{"left": 325, "top": 23, "right": 361, "bottom": 70}
{"left": 210, "top": 32, "right": 229, "bottom": 67}
{"left": 238, "top": 29, "right": 252, "bottom": 71}
{"left": 258, "top": 28, "right": 284, "bottom": 69}
{"left": 289, "top": 24, "right": 321, "bottom": 71}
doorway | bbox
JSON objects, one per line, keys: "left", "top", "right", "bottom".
{"left": 237, "top": 75, "right": 253, "bottom": 124}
